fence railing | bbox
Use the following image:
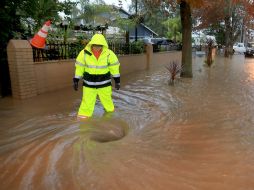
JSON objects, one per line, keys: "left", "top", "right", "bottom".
{"left": 32, "top": 41, "right": 180, "bottom": 62}
{"left": 33, "top": 41, "right": 146, "bottom": 62}
{"left": 32, "top": 42, "right": 82, "bottom": 62}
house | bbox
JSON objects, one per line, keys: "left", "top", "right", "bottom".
{"left": 71, "top": 6, "right": 158, "bottom": 41}
{"left": 129, "top": 23, "right": 158, "bottom": 41}
{"left": 110, "top": 7, "right": 158, "bottom": 40}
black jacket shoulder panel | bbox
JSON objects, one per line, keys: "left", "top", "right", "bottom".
{"left": 84, "top": 49, "right": 92, "bottom": 56}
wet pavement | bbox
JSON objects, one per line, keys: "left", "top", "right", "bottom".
{"left": 0, "top": 53, "right": 254, "bottom": 190}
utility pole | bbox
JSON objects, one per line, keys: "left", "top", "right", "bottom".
{"left": 118, "top": 0, "right": 122, "bottom": 8}
{"left": 135, "top": 0, "right": 138, "bottom": 41}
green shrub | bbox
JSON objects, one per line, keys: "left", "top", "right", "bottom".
{"left": 130, "top": 41, "right": 145, "bottom": 54}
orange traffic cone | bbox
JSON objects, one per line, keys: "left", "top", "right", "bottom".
{"left": 30, "top": 20, "right": 51, "bottom": 49}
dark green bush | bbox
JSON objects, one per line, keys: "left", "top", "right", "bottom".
{"left": 130, "top": 41, "right": 145, "bottom": 54}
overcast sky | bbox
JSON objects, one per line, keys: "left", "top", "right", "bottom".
{"left": 60, "top": 0, "right": 131, "bottom": 10}
{"left": 59, "top": 0, "right": 132, "bottom": 18}
{"left": 105, "top": 0, "right": 131, "bottom": 10}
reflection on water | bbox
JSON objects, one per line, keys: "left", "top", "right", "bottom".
{"left": 1, "top": 54, "right": 254, "bottom": 189}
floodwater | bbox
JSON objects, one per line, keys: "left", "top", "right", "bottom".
{"left": 1, "top": 53, "right": 254, "bottom": 190}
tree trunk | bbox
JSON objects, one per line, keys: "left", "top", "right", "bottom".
{"left": 224, "top": 16, "right": 231, "bottom": 57}
{"left": 224, "top": 0, "right": 235, "bottom": 58}
{"left": 180, "top": 1, "right": 193, "bottom": 78}
{"left": 224, "top": 18, "right": 235, "bottom": 57}
{"left": 207, "top": 45, "right": 213, "bottom": 67}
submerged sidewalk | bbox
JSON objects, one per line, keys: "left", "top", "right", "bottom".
{"left": 1, "top": 54, "right": 254, "bottom": 190}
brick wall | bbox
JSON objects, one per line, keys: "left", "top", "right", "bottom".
{"left": 35, "top": 60, "right": 75, "bottom": 94}
{"left": 7, "top": 40, "right": 37, "bottom": 99}
{"left": 7, "top": 40, "right": 181, "bottom": 99}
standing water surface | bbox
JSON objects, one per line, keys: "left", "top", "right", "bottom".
{"left": 0, "top": 54, "right": 254, "bottom": 190}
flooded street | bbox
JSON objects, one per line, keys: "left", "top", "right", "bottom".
{"left": 1, "top": 54, "right": 254, "bottom": 190}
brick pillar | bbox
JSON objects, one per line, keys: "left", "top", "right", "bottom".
{"left": 146, "top": 44, "right": 153, "bottom": 69}
{"left": 7, "top": 40, "right": 37, "bottom": 99}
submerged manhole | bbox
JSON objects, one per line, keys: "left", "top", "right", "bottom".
{"left": 88, "top": 118, "right": 128, "bottom": 143}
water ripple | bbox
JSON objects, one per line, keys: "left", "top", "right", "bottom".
{"left": 1, "top": 55, "right": 254, "bottom": 189}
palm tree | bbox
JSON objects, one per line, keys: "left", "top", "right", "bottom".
{"left": 163, "top": 17, "right": 181, "bottom": 43}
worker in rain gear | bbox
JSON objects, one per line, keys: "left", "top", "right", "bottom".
{"left": 73, "top": 34, "right": 120, "bottom": 119}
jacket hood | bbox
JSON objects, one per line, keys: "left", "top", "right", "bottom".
{"left": 87, "top": 34, "right": 108, "bottom": 49}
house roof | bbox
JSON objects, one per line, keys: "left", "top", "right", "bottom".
{"left": 70, "top": 5, "right": 158, "bottom": 36}
{"left": 113, "top": 6, "right": 158, "bottom": 36}
{"left": 140, "top": 23, "right": 158, "bottom": 36}
{"left": 116, "top": 7, "right": 130, "bottom": 16}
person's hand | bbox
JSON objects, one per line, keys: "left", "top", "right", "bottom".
{"left": 113, "top": 77, "right": 120, "bottom": 90}
{"left": 73, "top": 78, "right": 79, "bottom": 91}
{"left": 115, "top": 83, "right": 120, "bottom": 90}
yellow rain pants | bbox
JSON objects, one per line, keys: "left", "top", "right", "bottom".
{"left": 78, "top": 86, "right": 114, "bottom": 117}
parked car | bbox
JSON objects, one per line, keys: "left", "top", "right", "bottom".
{"left": 142, "top": 37, "right": 154, "bottom": 44}
{"left": 233, "top": 42, "right": 246, "bottom": 54}
{"left": 245, "top": 42, "right": 254, "bottom": 57}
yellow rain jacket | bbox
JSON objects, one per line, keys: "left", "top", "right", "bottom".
{"left": 75, "top": 34, "right": 120, "bottom": 88}
{"left": 74, "top": 34, "right": 120, "bottom": 117}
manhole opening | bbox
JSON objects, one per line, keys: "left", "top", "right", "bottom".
{"left": 90, "top": 126, "right": 128, "bottom": 143}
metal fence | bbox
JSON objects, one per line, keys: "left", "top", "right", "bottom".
{"left": 33, "top": 42, "right": 146, "bottom": 62}
{"left": 32, "top": 42, "right": 82, "bottom": 62}
{"left": 32, "top": 41, "right": 180, "bottom": 62}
